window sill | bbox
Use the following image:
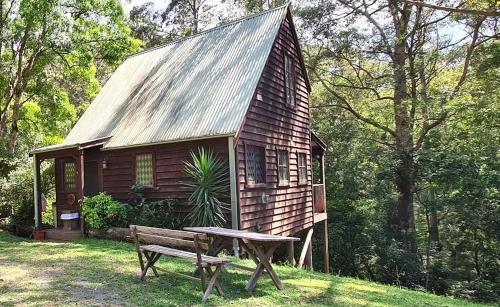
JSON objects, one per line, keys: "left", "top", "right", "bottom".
{"left": 245, "top": 183, "right": 267, "bottom": 189}
{"left": 278, "top": 181, "right": 290, "bottom": 188}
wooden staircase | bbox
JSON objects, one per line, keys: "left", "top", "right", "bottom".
{"left": 45, "top": 228, "right": 83, "bottom": 241}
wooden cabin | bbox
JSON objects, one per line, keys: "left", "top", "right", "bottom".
{"left": 31, "top": 5, "right": 329, "bottom": 271}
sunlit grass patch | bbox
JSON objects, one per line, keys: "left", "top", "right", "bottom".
{"left": 0, "top": 230, "right": 488, "bottom": 307}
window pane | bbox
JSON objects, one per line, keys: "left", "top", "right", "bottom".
{"left": 285, "top": 55, "right": 295, "bottom": 106}
{"left": 136, "top": 154, "right": 154, "bottom": 186}
{"left": 278, "top": 150, "right": 289, "bottom": 183}
{"left": 246, "top": 145, "right": 266, "bottom": 184}
{"left": 298, "top": 153, "right": 307, "bottom": 183}
{"left": 64, "top": 162, "right": 77, "bottom": 190}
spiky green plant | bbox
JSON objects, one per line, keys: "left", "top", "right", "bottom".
{"left": 182, "top": 147, "right": 230, "bottom": 227}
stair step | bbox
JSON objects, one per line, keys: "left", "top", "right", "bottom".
{"left": 45, "top": 229, "right": 83, "bottom": 241}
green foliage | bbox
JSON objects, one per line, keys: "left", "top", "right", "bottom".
{"left": 183, "top": 147, "right": 229, "bottom": 227}
{"left": 0, "top": 158, "right": 54, "bottom": 227}
{"left": 82, "top": 193, "right": 129, "bottom": 230}
{"left": 41, "top": 203, "right": 54, "bottom": 226}
{"left": 134, "top": 199, "right": 182, "bottom": 229}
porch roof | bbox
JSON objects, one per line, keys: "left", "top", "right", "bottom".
{"left": 30, "top": 137, "right": 110, "bottom": 159}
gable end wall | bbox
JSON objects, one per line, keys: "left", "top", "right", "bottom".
{"left": 236, "top": 15, "right": 314, "bottom": 237}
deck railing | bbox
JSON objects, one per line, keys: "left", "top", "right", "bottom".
{"left": 312, "top": 184, "right": 326, "bottom": 213}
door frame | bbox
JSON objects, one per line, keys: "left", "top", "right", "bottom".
{"left": 83, "top": 158, "right": 103, "bottom": 196}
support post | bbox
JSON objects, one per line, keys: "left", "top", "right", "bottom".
{"left": 76, "top": 151, "right": 85, "bottom": 234}
{"left": 287, "top": 241, "right": 295, "bottom": 266}
{"left": 228, "top": 137, "right": 239, "bottom": 257}
{"left": 323, "top": 219, "right": 329, "bottom": 273}
{"left": 298, "top": 227, "right": 314, "bottom": 269}
{"left": 320, "top": 151, "right": 329, "bottom": 273}
{"left": 33, "top": 154, "right": 41, "bottom": 229}
{"left": 320, "top": 153, "right": 326, "bottom": 184}
{"left": 305, "top": 237, "right": 313, "bottom": 271}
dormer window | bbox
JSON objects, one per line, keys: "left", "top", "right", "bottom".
{"left": 284, "top": 54, "right": 296, "bottom": 107}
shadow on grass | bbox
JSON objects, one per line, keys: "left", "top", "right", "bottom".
{"left": 0, "top": 232, "right": 481, "bottom": 307}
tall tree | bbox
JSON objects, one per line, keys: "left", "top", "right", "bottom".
{"left": 235, "top": 0, "right": 288, "bottom": 13}
{"left": 298, "top": 0, "right": 499, "bottom": 253}
{"left": 0, "top": 0, "right": 140, "bottom": 153}
{"left": 161, "top": 0, "right": 208, "bottom": 35}
{"left": 129, "top": 2, "right": 170, "bottom": 48}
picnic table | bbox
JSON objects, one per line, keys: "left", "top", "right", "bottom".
{"left": 184, "top": 227, "right": 299, "bottom": 292}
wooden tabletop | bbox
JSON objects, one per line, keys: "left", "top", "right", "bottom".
{"left": 184, "top": 227, "right": 300, "bottom": 242}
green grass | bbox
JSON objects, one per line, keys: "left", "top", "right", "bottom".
{"left": 0, "top": 230, "right": 486, "bottom": 307}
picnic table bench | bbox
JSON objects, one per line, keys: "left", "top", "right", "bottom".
{"left": 130, "top": 225, "right": 231, "bottom": 302}
{"left": 184, "top": 227, "right": 300, "bottom": 292}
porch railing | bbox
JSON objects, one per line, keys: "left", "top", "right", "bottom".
{"left": 312, "top": 184, "right": 326, "bottom": 213}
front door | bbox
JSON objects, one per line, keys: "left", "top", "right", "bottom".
{"left": 84, "top": 161, "right": 100, "bottom": 197}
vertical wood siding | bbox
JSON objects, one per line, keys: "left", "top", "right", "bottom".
{"left": 236, "top": 15, "right": 314, "bottom": 236}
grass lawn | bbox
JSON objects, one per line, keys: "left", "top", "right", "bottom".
{"left": 0, "top": 230, "right": 487, "bottom": 307}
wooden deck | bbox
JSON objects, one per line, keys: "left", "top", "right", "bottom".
{"left": 45, "top": 228, "right": 83, "bottom": 241}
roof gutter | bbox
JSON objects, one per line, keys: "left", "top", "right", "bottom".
{"left": 100, "top": 134, "right": 235, "bottom": 151}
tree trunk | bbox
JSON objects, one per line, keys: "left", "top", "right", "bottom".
{"left": 429, "top": 209, "right": 440, "bottom": 243}
{"left": 8, "top": 90, "right": 23, "bottom": 152}
{"left": 391, "top": 2, "right": 417, "bottom": 253}
{"left": 192, "top": 0, "right": 198, "bottom": 34}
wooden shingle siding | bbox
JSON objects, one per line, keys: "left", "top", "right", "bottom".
{"left": 101, "top": 138, "right": 229, "bottom": 214}
{"left": 236, "top": 15, "right": 313, "bottom": 236}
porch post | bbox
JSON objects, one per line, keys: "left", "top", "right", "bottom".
{"left": 320, "top": 153, "right": 326, "bottom": 184}
{"left": 76, "top": 151, "right": 85, "bottom": 233}
{"left": 33, "top": 154, "right": 41, "bottom": 228}
{"left": 228, "top": 136, "right": 239, "bottom": 257}
{"left": 320, "top": 152, "right": 329, "bottom": 273}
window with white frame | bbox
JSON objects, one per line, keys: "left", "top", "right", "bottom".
{"left": 284, "top": 54, "right": 296, "bottom": 107}
{"left": 245, "top": 144, "right": 266, "bottom": 185}
{"left": 135, "top": 153, "right": 154, "bottom": 186}
{"left": 298, "top": 152, "right": 307, "bottom": 184}
{"left": 277, "top": 149, "right": 289, "bottom": 185}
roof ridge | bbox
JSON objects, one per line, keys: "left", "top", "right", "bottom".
{"left": 128, "top": 3, "right": 289, "bottom": 59}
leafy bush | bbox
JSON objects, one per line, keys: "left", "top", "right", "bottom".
{"left": 182, "top": 147, "right": 229, "bottom": 227}
{"left": 0, "top": 158, "right": 55, "bottom": 228}
{"left": 41, "top": 204, "right": 54, "bottom": 225}
{"left": 135, "top": 199, "right": 181, "bottom": 229}
{"left": 82, "top": 193, "right": 129, "bottom": 230}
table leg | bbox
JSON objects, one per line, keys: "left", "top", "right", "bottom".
{"left": 244, "top": 241, "right": 282, "bottom": 292}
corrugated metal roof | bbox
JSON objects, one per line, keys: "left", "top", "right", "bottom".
{"left": 61, "top": 5, "right": 289, "bottom": 150}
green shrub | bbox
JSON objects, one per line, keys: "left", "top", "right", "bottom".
{"left": 41, "top": 204, "right": 54, "bottom": 225}
{"left": 0, "top": 159, "right": 54, "bottom": 227}
{"left": 182, "top": 147, "right": 229, "bottom": 227}
{"left": 135, "top": 199, "right": 181, "bottom": 229}
{"left": 82, "top": 193, "right": 129, "bottom": 230}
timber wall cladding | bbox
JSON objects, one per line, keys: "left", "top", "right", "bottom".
{"left": 101, "top": 137, "right": 229, "bottom": 213}
{"left": 237, "top": 15, "right": 314, "bottom": 236}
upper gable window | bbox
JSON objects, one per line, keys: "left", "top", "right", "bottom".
{"left": 284, "top": 54, "right": 296, "bottom": 107}
{"left": 136, "top": 153, "right": 154, "bottom": 187}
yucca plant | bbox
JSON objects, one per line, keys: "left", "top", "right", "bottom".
{"left": 182, "top": 147, "right": 230, "bottom": 227}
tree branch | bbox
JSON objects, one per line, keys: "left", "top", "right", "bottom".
{"left": 405, "top": 0, "right": 500, "bottom": 17}
{"left": 311, "top": 68, "right": 397, "bottom": 137}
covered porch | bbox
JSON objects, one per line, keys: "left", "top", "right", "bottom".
{"left": 289, "top": 132, "right": 329, "bottom": 273}
{"left": 31, "top": 138, "right": 109, "bottom": 240}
